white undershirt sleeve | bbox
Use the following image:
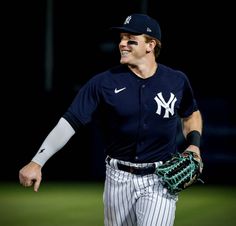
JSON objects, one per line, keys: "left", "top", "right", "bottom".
{"left": 31, "top": 117, "right": 75, "bottom": 167}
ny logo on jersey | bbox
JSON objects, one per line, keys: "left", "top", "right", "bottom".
{"left": 154, "top": 92, "right": 177, "bottom": 118}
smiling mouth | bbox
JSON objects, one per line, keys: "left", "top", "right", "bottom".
{"left": 121, "top": 50, "right": 130, "bottom": 56}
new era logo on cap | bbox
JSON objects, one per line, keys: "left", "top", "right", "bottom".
{"left": 111, "top": 13, "right": 161, "bottom": 41}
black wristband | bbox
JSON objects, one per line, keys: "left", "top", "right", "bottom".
{"left": 186, "top": 130, "right": 201, "bottom": 147}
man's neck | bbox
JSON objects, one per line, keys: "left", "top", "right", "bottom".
{"left": 128, "top": 61, "right": 158, "bottom": 79}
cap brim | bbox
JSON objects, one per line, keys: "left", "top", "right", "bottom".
{"left": 110, "top": 26, "right": 142, "bottom": 35}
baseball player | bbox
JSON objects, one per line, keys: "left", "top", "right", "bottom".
{"left": 19, "top": 13, "right": 203, "bottom": 226}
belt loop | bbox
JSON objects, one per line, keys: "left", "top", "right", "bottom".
{"left": 105, "top": 156, "right": 110, "bottom": 164}
{"left": 106, "top": 156, "right": 118, "bottom": 170}
{"left": 155, "top": 161, "right": 163, "bottom": 168}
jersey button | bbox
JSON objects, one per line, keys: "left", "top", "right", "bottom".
{"left": 135, "top": 156, "right": 139, "bottom": 160}
{"left": 142, "top": 84, "right": 146, "bottom": 88}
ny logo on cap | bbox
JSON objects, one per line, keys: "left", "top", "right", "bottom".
{"left": 124, "top": 16, "right": 132, "bottom": 24}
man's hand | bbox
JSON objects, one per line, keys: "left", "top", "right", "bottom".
{"left": 19, "top": 161, "right": 42, "bottom": 192}
{"left": 186, "top": 145, "right": 203, "bottom": 173}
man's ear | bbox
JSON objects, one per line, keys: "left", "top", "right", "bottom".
{"left": 146, "top": 40, "right": 157, "bottom": 53}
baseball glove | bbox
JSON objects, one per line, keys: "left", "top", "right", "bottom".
{"left": 155, "top": 150, "right": 203, "bottom": 195}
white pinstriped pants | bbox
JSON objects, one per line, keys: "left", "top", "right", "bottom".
{"left": 103, "top": 157, "right": 178, "bottom": 226}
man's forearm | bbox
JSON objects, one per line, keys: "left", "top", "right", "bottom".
{"left": 32, "top": 117, "right": 75, "bottom": 166}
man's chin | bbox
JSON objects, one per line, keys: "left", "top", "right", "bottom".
{"left": 120, "top": 59, "right": 129, "bottom": 65}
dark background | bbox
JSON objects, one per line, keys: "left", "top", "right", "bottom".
{"left": 2, "top": 0, "right": 235, "bottom": 184}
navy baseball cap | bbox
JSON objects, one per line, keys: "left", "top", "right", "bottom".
{"left": 111, "top": 14, "right": 161, "bottom": 41}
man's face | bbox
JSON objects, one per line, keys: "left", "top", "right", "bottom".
{"left": 119, "top": 33, "right": 149, "bottom": 66}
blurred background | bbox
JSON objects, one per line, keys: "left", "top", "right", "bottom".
{"left": 2, "top": 0, "right": 235, "bottom": 185}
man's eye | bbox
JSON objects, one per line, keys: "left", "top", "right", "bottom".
{"left": 127, "top": 40, "right": 138, "bottom": 45}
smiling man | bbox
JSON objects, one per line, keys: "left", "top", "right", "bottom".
{"left": 19, "top": 13, "right": 203, "bottom": 226}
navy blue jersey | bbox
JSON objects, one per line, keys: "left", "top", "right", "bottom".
{"left": 63, "top": 64, "right": 198, "bottom": 163}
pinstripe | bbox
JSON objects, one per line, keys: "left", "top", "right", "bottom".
{"left": 104, "top": 158, "right": 177, "bottom": 226}
{"left": 120, "top": 171, "right": 129, "bottom": 226}
{"left": 136, "top": 176, "right": 146, "bottom": 224}
{"left": 156, "top": 193, "right": 167, "bottom": 225}
{"left": 120, "top": 170, "right": 136, "bottom": 226}
{"left": 127, "top": 174, "right": 136, "bottom": 225}
{"left": 116, "top": 171, "right": 124, "bottom": 225}
{"left": 114, "top": 168, "right": 119, "bottom": 225}
{"left": 111, "top": 171, "right": 117, "bottom": 225}
{"left": 104, "top": 164, "right": 136, "bottom": 225}
{"left": 142, "top": 183, "right": 161, "bottom": 225}
{"left": 165, "top": 199, "right": 176, "bottom": 226}
{"left": 149, "top": 184, "right": 160, "bottom": 225}
{"left": 162, "top": 196, "right": 171, "bottom": 226}
{"left": 160, "top": 195, "right": 169, "bottom": 225}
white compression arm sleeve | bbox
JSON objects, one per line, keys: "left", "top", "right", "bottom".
{"left": 32, "top": 117, "right": 75, "bottom": 167}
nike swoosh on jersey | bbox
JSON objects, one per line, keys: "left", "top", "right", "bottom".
{"left": 114, "top": 87, "right": 126, "bottom": 93}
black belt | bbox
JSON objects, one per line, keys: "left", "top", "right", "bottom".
{"left": 107, "top": 157, "right": 156, "bottom": 175}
